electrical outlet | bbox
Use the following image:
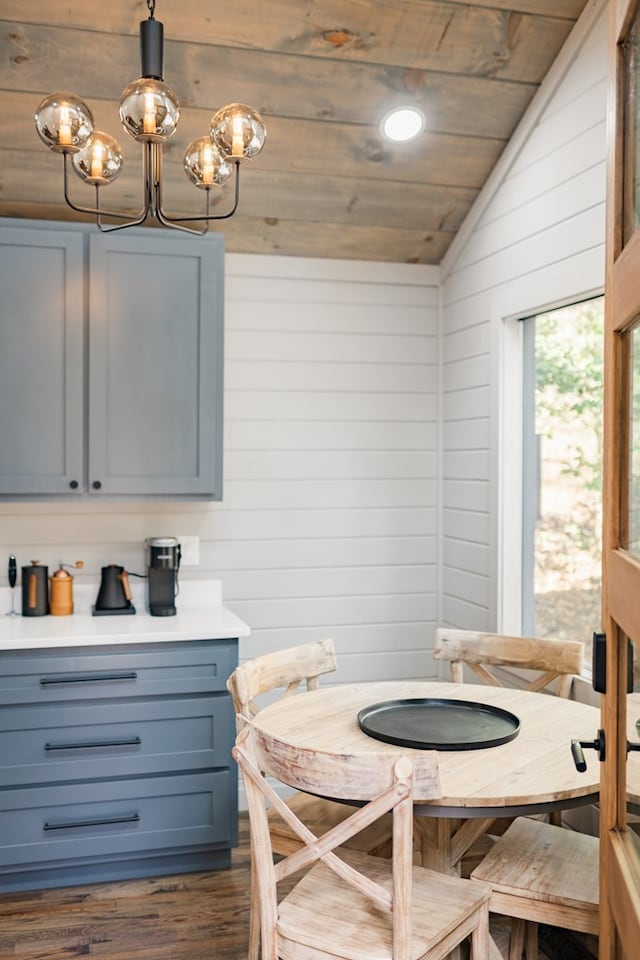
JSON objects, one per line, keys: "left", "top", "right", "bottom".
{"left": 179, "top": 535, "right": 200, "bottom": 566}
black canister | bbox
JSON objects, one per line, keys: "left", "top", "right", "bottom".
{"left": 22, "top": 560, "right": 49, "bottom": 616}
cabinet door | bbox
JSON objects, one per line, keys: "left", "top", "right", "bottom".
{"left": 0, "top": 227, "right": 84, "bottom": 496}
{"left": 88, "top": 233, "right": 224, "bottom": 497}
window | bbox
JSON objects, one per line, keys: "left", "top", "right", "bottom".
{"left": 521, "top": 297, "right": 604, "bottom": 652}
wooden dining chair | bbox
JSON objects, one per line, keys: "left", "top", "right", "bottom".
{"left": 433, "top": 628, "right": 585, "bottom": 698}
{"left": 433, "top": 628, "right": 585, "bottom": 842}
{"left": 471, "top": 816, "right": 598, "bottom": 959}
{"left": 233, "top": 721, "right": 492, "bottom": 960}
{"left": 227, "top": 640, "right": 394, "bottom": 960}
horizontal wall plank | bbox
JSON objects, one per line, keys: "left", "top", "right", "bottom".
{"left": 440, "top": 597, "right": 491, "bottom": 631}
{"left": 222, "top": 565, "right": 435, "bottom": 601}
{"left": 224, "top": 420, "right": 437, "bottom": 451}
{"left": 205, "top": 536, "right": 435, "bottom": 570}
{"left": 442, "top": 566, "right": 491, "bottom": 607}
{"left": 444, "top": 323, "right": 491, "bottom": 363}
{"left": 443, "top": 539, "right": 491, "bottom": 577}
{"left": 442, "top": 480, "right": 490, "bottom": 512}
{"left": 442, "top": 386, "right": 490, "bottom": 420}
{"left": 443, "top": 354, "right": 491, "bottom": 391}
{"left": 210, "top": 508, "right": 437, "bottom": 540}
{"left": 224, "top": 450, "right": 436, "bottom": 481}
{"left": 225, "top": 360, "right": 434, "bottom": 393}
{"left": 226, "top": 276, "right": 439, "bottom": 308}
{"left": 442, "top": 450, "right": 490, "bottom": 480}
{"left": 230, "top": 593, "right": 436, "bottom": 629}
{"left": 443, "top": 419, "right": 490, "bottom": 450}
{"left": 222, "top": 479, "right": 437, "bottom": 510}
{"left": 225, "top": 301, "right": 436, "bottom": 336}
{"left": 225, "top": 330, "right": 435, "bottom": 364}
{"left": 442, "top": 509, "right": 491, "bottom": 544}
{"left": 225, "top": 390, "right": 437, "bottom": 422}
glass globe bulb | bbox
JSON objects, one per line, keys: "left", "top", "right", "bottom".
{"left": 118, "top": 78, "right": 179, "bottom": 142}
{"left": 183, "top": 137, "right": 233, "bottom": 189}
{"left": 210, "top": 103, "right": 266, "bottom": 161}
{"left": 34, "top": 92, "right": 94, "bottom": 154}
{"left": 71, "top": 132, "right": 123, "bottom": 185}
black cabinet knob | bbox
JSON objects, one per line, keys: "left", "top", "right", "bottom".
{"left": 92, "top": 481, "right": 102, "bottom": 490}
{"left": 69, "top": 480, "right": 79, "bottom": 490}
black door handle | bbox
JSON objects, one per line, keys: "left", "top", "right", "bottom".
{"left": 571, "top": 729, "right": 605, "bottom": 771}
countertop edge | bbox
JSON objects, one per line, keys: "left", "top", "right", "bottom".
{"left": 0, "top": 604, "right": 250, "bottom": 651}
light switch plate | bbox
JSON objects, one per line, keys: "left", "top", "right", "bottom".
{"left": 179, "top": 535, "right": 200, "bottom": 566}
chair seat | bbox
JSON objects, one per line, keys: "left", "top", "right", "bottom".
{"left": 278, "top": 848, "right": 491, "bottom": 960}
{"left": 470, "top": 817, "right": 598, "bottom": 934}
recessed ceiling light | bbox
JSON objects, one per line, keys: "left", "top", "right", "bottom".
{"left": 380, "top": 107, "right": 425, "bottom": 143}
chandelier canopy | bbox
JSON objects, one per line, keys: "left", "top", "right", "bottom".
{"left": 34, "top": 0, "right": 266, "bottom": 235}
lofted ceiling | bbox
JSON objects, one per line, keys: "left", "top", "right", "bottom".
{"left": 0, "top": 0, "right": 591, "bottom": 264}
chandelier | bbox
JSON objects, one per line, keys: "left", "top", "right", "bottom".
{"left": 34, "top": 0, "right": 266, "bottom": 235}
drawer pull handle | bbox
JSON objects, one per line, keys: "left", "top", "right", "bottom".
{"left": 40, "top": 671, "right": 138, "bottom": 685}
{"left": 44, "top": 812, "right": 140, "bottom": 831}
{"left": 45, "top": 736, "right": 142, "bottom": 751}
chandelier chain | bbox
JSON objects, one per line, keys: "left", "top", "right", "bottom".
{"left": 146, "top": 0, "right": 156, "bottom": 19}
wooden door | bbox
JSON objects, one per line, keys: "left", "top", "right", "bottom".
{"left": 601, "top": 1, "right": 640, "bottom": 956}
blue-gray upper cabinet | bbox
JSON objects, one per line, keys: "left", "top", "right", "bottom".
{"left": 0, "top": 227, "right": 84, "bottom": 496}
{"left": 0, "top": 225, "right": 224, "bottom": 500}
{"left": 88, "top": 233, "right": 224, "bottom": 498}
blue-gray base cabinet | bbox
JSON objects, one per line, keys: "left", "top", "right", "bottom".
{"left": 0, "top": 638, "right": 238, "bottom": 892}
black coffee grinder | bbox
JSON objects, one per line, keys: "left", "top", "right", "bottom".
{"left": 146, "top": 537, "right": 181, "bottom": 616}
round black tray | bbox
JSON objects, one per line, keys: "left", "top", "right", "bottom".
{"left": 357, "top": 697, "right": 520, "bottom": 751}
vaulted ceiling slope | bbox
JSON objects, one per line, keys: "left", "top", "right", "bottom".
{"left": 1, "top": 0, "right": 590, "bottom": 264}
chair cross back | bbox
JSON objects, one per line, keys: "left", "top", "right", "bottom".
{"left": 226, "top": 637, "right": 337, "bottom": 721}
{"left": 234, "top": 726, "right": 415, "bottom": 916}
{"left": 434, "top": 629, "right": 584, "bottom": 698}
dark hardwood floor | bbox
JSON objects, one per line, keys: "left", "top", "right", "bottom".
{"left": 0, "top": 816, "right": 597, "bottom": 959}
{"left": 0, "top": 819, "right": 254, "bottom": 960}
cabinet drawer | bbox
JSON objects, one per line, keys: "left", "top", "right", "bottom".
{"left": 0, "top": 771, "right": 233, "bottom": 870}
{"left": 0, "top": 640, "right": 237, "bottom": 705}
{"left": 0, "top": 697, "right": 233, "bottom": 787}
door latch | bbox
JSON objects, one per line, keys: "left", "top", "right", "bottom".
{"left": 571, "top": 729, "right": 605, "bottom": 772}
{"left": 591, "top": 631, "right": 634, "bottom": 694}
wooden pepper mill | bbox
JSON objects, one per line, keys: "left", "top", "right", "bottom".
{"left": 50, "top": 561, "right": 84, "bottom": 616}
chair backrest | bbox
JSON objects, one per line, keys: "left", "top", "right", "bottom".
{"left": 233, "top": 723, "right": 442, "bottom": 960}
{"left": 226, "top": 638, "right": 337, "bottom": 721}
{"left": 433, "top": 628, "right": 584, "bottom": 698}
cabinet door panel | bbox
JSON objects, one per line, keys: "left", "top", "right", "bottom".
{"left": 0, "top": 228, "right": 84, "bottom": 495}
{"left": 88, "top": 233, "right": 224, "bottom": 497}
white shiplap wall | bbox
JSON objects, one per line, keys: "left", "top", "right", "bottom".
{"left": 439, "top": 0, "right": 607, "bottom": 633}
{"left": 0, "top": 253, "right": 440, "bottom": 683}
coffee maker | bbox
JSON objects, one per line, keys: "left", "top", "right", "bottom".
{"left": 146, "top": 537, "right": 181, "bottom": 616}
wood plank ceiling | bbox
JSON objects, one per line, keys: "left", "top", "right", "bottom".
{"left": 0, "top": 0, "right": 590, "bottom": 264}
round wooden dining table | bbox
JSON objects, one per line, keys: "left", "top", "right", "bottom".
{"left": 251, "top": 680, "right": 602, "bottom": 875}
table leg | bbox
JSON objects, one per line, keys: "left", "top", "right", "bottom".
{"left": 416, "top": 816, "right": 497, "bottom": 875}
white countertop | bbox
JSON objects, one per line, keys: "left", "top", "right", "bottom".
{"left": 0, "top": 579, "right": 250, "bottom": 650}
